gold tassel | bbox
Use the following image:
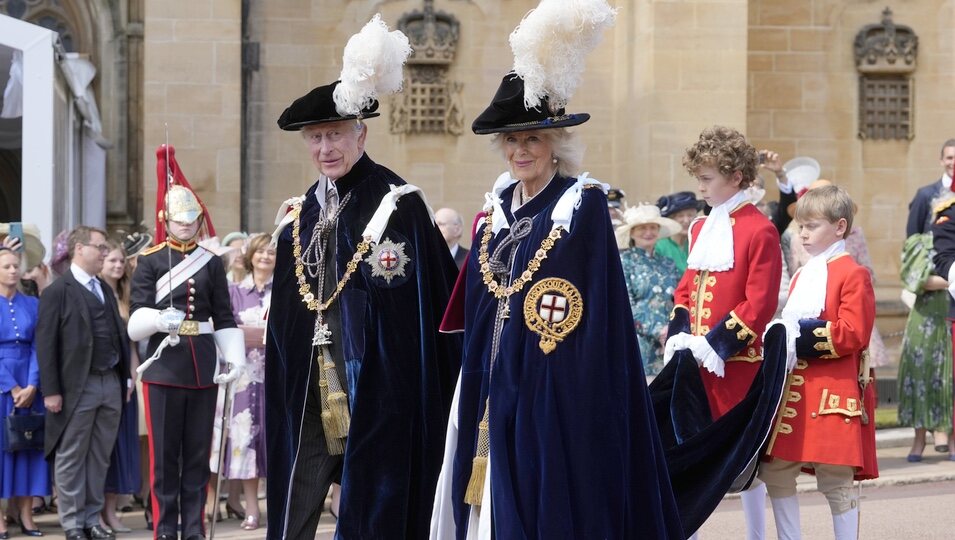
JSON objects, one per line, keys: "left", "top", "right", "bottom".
{"left": 326, "top": 391, "right": 352, "bottom": 438}
{"left": 464, "top": 455, "right": 487, "bottom": 506}
{"left": 465, "top": 412, "right": 490, "bottom": 506}
{"left": 326, "top": 435, "right": 345, "bottom": 455}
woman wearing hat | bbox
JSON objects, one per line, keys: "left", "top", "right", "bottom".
{"left": 440, "top": 69, "right": 682, "bottom": 538}
{"left": 616, "top": 205, "right": 681, "bottom": 376}
{"left": 655, "top": 191, "right": 701, "bottom": 273}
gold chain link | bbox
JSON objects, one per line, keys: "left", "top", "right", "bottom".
{"left": 477, "top": 206, "right": 563, "bottom": 299}
{"left": 291, "top": 205, "right": 371, "bottom": 312}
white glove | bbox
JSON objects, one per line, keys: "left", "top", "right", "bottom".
{"left": 688, "top": 336, "right": 725, "bottom": 377}
{"left": 765, "top": 318, "right": 802, "bottom": 373}
{"left": 664, "top": 332, "right": 725, "bottom": 377}
{"left": 213, "top": 328, "right": 246, "bottom": 385}
{"left": 663, "top": 332, "right": 693, "bottom": 365}
{"left": 128, "top": 308, "right": 162, "bottom": 341}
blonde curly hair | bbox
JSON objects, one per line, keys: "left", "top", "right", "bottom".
{"left": 682, "top": 126, "right": 759, "bottom": 189}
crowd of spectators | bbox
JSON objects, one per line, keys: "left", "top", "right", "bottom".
{"left": 0, "top": 224, "right": 270, "bottom": 537}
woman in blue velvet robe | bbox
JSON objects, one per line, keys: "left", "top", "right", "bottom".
{"left": 0, "top": 246, "right": 50, "bottom": 536}
{"left": 432, "top": 74, "right": 683, "bottom": 540}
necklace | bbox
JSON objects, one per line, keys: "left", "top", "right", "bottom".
{"left": 477, "top": 205, "right": 563, "bottom": 299}
{"left": 291, "top": 202, "right": 371, "bottom": 340}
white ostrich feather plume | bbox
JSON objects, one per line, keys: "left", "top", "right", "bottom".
{"left": 334, "top": 14, "right": 413, "bottom": 117}
{"left": 509, "top": 0, "right": 617, "bottom": 111}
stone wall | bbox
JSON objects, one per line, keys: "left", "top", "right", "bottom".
{"left": 142, "top": 0, "right": 242, "bottom": 235}
{"left": 747, "top": 0, "right": 955, "bottom": 287}
{"left": 244, "top": 0, "right": 749, "bottom": 234}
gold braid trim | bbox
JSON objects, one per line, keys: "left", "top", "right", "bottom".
{"left": 291, "top": 204, "right": 371, "bottom": 312}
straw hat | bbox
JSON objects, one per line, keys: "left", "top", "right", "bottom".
{"left": 615, "top": 204, "right": 682, "bottom": 250}
{"left": 0, "top": 223, "right": 46, "bottom": 270}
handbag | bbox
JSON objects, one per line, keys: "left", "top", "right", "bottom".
{"left": 4, "top": 410, "right": 45, "bottom": 452}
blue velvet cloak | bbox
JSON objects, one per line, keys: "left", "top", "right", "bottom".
{"left": 265, "top": 154, "right": 461, "bottom": 539}
{"left": 451, "top": 176, "right": 683, "bottom": 539}
{"left": 648, "top": 324, "right": 789, "bottom": 537}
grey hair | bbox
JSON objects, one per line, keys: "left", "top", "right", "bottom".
{"left": 489, "top": 127, "right": 585, "bottom": 178}
{"left": 299, "top": 118, "right": 366, "bottom": 137}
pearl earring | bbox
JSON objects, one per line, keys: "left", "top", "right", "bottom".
{"left": 552, "top": 157, "right": 558, "bottom": 164}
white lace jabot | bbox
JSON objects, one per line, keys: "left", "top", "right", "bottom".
{"left": 685, "top": 190, "right": 751, "bottom": 272}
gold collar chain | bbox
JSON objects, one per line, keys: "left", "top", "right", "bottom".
{"left": 478, "top": 205, "right": 563, "bottom": 299}
{"left": 291, "top": 204, "right": 371, "bottom": 312}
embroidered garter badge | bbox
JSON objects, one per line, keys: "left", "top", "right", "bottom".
{"left": 364, "top": 237, "right": 409, "bottom": 285}
{"left": 523, "top": 278, "right": 583, "bottom": 354}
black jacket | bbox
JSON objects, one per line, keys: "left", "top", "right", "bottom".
{"left": 36, "top": 270, "right": 131, "bottom": 457}
{"left": 130, "top": 244, "right": 236, "bottom": 388}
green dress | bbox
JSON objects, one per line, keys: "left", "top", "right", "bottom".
{"left": 897, "top": 232, "right": 954, "bottom": 432}
{"left": 655, "top": 236, "right": 689, "bottom": 274}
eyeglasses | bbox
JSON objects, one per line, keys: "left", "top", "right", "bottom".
{"left": 83, "top": 243, "right": 111, "bottom": 254}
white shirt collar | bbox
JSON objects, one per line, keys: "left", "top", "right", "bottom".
{"left": 71, "top": 263, "right": 97, "bottom": 285}
{"left": 943, "top": 174, "right": 952, "bottom": 189}
{"left": 314, "top": 176, "right": 339, "bottom": 210}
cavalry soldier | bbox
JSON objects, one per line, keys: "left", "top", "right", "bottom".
{"left": 129, "top": 145, "right": 245, "bottom": 540}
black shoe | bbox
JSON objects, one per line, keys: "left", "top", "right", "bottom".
{"left": 156, "top": 535, "right": 176, "bottom": 540}
{"left": 84, "top": 525, "right": 114, "bottom": 540}
{"left": 20, "top": 524, "right": 44, "bottom": 537}
{"left": 0, "top": 531, "right": 9, "bottom": 540}
{"left": 144, "top": 508, "right": 153, "bottom": 531}
{"left": 63, "top": 529, "right": 85, "bottom": 540}
{"left": 184, "top": 535, "right": 204, "bottom": 540}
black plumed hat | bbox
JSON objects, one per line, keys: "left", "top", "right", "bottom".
{"left": 471, "top": 74, "right": 589, "bottom": 135}
{"left": 277, "top": 81, "right": 380, "bottom": 131}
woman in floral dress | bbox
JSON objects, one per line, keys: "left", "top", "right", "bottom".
{"left": 616, "top": 205, "right": 682, "bottom": 377}
{"left": 224, "top": 233, "right": 272, "bottom": 530}
{"left": 897, "top": 229, "right": 953, "bottom": 460}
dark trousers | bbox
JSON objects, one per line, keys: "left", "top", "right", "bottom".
{"left": 143, "top": 383, "right": 217, "bottom": 539}
{"left": 284, "top": 380, "right": 343, "bottom": 540}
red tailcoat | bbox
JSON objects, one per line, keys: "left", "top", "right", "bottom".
{"left": 671, "top": 202, "right": 782, "bottom": 418}
{"left": 765, "top": 254, "right": 878, "bottom": 479}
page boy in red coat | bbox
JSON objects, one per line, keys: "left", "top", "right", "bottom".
{"left": 759, "top": 184, "right": 877, "bottom": 540}
{"left": 665, "top": 126, "right": 783, "bottom": 539}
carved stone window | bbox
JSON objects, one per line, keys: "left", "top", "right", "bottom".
{"left": 858, "top": 76, "right": 912, "bottom": 140}
{"left": 392, "top": 0, "right": 464, "bottom": 136}
{"left": 853, "top": 8, "right": 918, "bottom": 140}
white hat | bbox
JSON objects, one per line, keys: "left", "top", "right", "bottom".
{"left": 614, "top": 204, "right": 682, "bottom": 250}
{"left": 782, "top": 156, "right": 821, "bottom": 195}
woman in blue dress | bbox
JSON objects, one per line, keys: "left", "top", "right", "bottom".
{"left": 616, "top": 204, "right": 682, "bottom": 377}
{"left": 0, "top": 243, "right": 49, "bottom": 537}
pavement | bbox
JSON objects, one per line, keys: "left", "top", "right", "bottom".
{"left": 17, "top": 428, "right": 953, "bottom": 539}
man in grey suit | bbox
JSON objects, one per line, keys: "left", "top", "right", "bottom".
{"left": 37, "top": 226, "right": 129, "bottom": 540}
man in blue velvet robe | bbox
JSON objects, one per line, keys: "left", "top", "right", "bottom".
{"left": 265, "top": 81, "right": 460, "bottom": 539}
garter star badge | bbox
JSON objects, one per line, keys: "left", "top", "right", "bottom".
{"left": 523, "top": 278, "right": 583, "bottom": 354}
{"left": 364, "top": 237, "right": 409, "bottom": 285}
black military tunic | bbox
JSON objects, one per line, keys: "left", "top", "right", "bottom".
{"left": 130, "top": 240, "right": 236, "bottom": 539}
